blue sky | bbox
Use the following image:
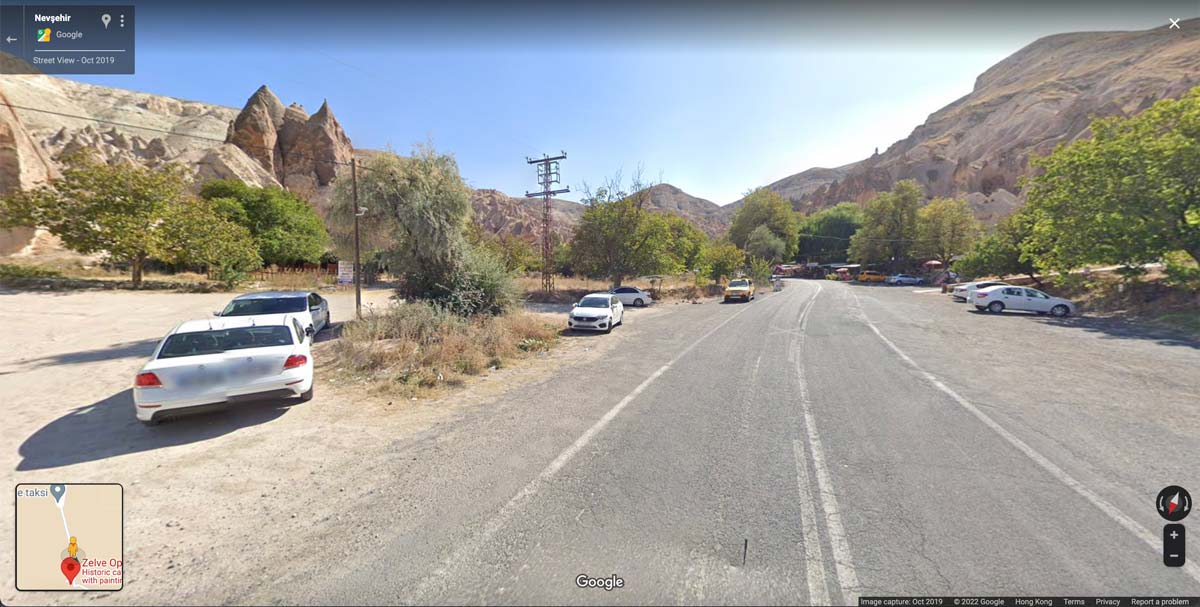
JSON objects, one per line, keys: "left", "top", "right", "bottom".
{"left": 68, "top": 1, "right": 1193, "bottom": 204}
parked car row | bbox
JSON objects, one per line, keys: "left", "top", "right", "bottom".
{"left": 134, "top": 291, "right": 331, "bottom": 425}
{"left": 950, "top": 281, "right": 1076, "bottom": 317}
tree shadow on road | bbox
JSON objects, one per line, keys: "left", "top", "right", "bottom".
{"left": 966, "top": 309, "right": 1200, "bottom": 349}
{"left": 16, "top": 388, "right": 300, "bottom": 471}
{"left": 14, "top": 338, "right": 161, "bottom": 369}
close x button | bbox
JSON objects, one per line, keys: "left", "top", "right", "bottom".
{"left": 1164, "top": 524, "right": 1185, "bottom": 567}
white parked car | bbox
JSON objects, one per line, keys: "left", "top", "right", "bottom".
{"left": 133, "top": 314, "right": 315, "bottom": 424}
{"left": 610, "top": 286, "right": 653, "bottom": 307}
{"left": 953, "top": 281, "right": 1008, "bottom": 302}
{"left": 217, "top": 291, "right": 330, "bottom": 334}
{"left": 567, "top": 293, "right": 624, "bottom": 333}
{"left": 886, "top": 274, "right": 925, "bottom": 286}
{"left": 972, "top": 285, "right": 1076, "bottom": 317}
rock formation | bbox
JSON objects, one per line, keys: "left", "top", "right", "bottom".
{"left": 224, "top": 87, "right": 354, "bottom": 200}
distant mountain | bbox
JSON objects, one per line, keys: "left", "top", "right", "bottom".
{"left": 755, "top": 19, "right": 1200, "bottom": 224}
{"left": 470, "top": 183, "right": 728, "bottom": 242}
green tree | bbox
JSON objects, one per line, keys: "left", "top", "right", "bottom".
{"left": 1022, "top": 86, "right": 1200, "bottom": 272}
{"left": 663, "top": 214, "right": 708, "bottom": 272}
{"left": 467, "top": 224, "right": 540, "bottom": 273}
{"left": 0, "top": 153, "right": 190, "bottom": 286}
{"left": 745, "top": 224, "right": 786, "bottom": 262}
{"left": 953, "top": 211, "right": 1042, "bottom": 286}
{"left": 728, "top": 189, "right": 799, "bottom": 260}
{"left": 848, "top": 179, "right": 922, "bottom": 270}
{"left": 198, "top": 179, "right": 328, "bottom": 266}
{"left": 701, "top": 239, "right": 745, "bottom": 283}
{"left": 569, "top": 174, "right": 675, "bottom": 286}
{"left": 797, "top": 202, "right": 862, "bottom": 263}
{"left": 335, "top": 145, "right": 513, "bottom": 315}
{"left": 914, "top": 196, "right": 978, "bottom": 266}
{"left": 157, "top": 198, "right": 263, "bottom": 287}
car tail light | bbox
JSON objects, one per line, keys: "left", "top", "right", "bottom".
{"left": 284, "top": 355, "right": 308, "bottom": 370}
{"left": 135, "top": 372, "right": 162, "bottom": 387}
{"left": 976, "top": 293, "right": 988, "bottom": 299}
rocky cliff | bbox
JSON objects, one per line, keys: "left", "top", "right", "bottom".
{"left": 753, "top": 19, "right": 1200, "bottom": 224}
{"left": 0, "top": 67, "right": 353, "bottom": 254}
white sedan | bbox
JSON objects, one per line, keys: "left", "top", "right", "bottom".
{"left": 567, "top": 293, "right": 624, "bottom": 333}
{"left": 610, "top": 286, "right": 653, "bottom": 307}
{"left": 133, "top": 313, "right": 315, "bottom": 424}
{"left": 973, "top": 285, "right": 1076, "bottom": 317}
{"left": 217, "top": 291, "right": 331, "bottom": 334}
{"left": 953, "top": 280, "right": 1009, "bottom": 302}
{"left": 886, "top": 274, "right": 925, "bottom": 286}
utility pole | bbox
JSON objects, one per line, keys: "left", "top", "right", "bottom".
{"left": 525, "top": 152, "right": 569, "bottom": 292}
{"left": 351, "top": 158, "right": 364, "bottom": 319}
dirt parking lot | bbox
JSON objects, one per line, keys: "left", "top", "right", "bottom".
{"left": 0, "top": 286, "right": 665, "bottom": 604}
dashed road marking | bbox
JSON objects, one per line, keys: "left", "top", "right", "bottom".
{"left": 848, "top": 287, "right": 1200, "bottom": 587}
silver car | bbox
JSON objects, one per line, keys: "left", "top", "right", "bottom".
{"left": 973, "top": 285, "right": 1076, "bottom": 317}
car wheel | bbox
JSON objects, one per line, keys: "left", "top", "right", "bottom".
{"left": 723, "top": 296, "right": 729, "bottom": 303}
{"left": 604, "top": 322, "right": 613, "bottom": 334}
{"left": 299, "top": 386, "right": 314, "bottom": 402}
{"left": 1051, "top": 304, "right": 1070, "bottom": 317}
{"left": 634, "top": 298, "right": 644, "bottom": 307}
{"left": 987, "top": 301, "right": 1005, "bottom": 313}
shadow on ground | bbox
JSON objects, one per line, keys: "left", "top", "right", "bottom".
{"left": 16, "top": 388, "right": 302, "bottom": 470}
{"left": 966, "top": 309, "right": 1200, "bottom": 349}
{"left": 15, "top": 338, "right": 161, "bottom": 369}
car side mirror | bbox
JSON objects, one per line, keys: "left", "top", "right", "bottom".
{"left": 212, "top": 310, "right": 221, "bottom": 317}
{"left": 305, "top": 326, "right": 315, "bottom": 337}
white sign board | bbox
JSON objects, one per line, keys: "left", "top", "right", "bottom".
{"left": 337, "top": 260, "right": 354, "bottom": 284}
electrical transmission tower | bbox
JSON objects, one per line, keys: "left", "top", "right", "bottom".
{"left": 525, "top": 152, "right": 569, "bottom": 292}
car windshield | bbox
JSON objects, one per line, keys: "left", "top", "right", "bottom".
{"left": 577, "top": 297, "right": 611, "bottom": 308}
{"left": 221, "top": 297, "right": 307, "bottom": 316}
{"left": 158, "top": 326, "right": 294, "bottom": 359}
{"left": 729, "top": 280, "right": 749, "bottom": 287}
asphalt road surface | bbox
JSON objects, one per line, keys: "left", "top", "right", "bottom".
{"left": 268, "top": 280, "right": 1200, "bottom": 604}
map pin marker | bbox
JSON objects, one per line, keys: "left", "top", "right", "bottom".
{"left": 101, "top": 14, "right": 111, "bottom": 29}
{"left": 50, "top": 484, "right": 65, "bottom": 504}
{"left": 61, "top": 557, "right": 80, "bottom": 584}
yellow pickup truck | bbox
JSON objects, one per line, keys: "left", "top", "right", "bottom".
{"left": 723, "top": 278, "right": 755, "bottom": 303}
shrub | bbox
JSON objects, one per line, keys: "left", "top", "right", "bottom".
{"left": 328, "top": 301, "right": 557, "bottom": 397}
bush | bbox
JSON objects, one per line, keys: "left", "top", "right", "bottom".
{"left": 437, "top": 245, "right": 520, "bottom": 317}
{"left": 1164, "top": 250, "right": 1200, "bottom": 291}
{"left": 328, "top": 301, "right": 558, "bottom": 397}
{"left": 0, "top": 263, "right": 62, "bottom": 281}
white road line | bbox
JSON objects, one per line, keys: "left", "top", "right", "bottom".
{"left": 791, "top": 439, "right": 831, "bottom": 605}
{"left": 793, "top": 283, "right": 862, "bottom": 604}
{"left": 412, "top": 298, "right": 761, "bottom": 600}
{"left": 912, "top": 288, "right": 942, "bottom": 294}
{"left": 848, "top": 288, "right": 1200, "bottom": 586}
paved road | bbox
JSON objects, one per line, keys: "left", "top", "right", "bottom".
{"left": 269, "top": 280, "right": 1200, "bottom": 604}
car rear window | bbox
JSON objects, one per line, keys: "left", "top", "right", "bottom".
{"left": 158, "top": 326, "right": 294, "bottom": 359}
{"left": 220, "top": 297, "right": 307, "bottom": 316}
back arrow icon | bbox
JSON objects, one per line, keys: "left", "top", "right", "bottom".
{"left": 5, "top": 36, "right": 16, "bottom": 43}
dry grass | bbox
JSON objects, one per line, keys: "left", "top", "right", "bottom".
{"left": 325, "top": 302, "right": 560, "bottom": 398}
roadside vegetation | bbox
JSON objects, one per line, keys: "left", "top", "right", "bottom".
{"left": 0, "top": 151, "right": 328, "bottom": 289}
{"left": 325, "top": 301, "right": 559, "bottom": 397}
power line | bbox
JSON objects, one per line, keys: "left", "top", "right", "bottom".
{"left": 525, "top": 152, "right": 569, "bottom": 293}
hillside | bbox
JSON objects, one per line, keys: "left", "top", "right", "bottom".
{"left": 0, "top": 60, "right": 726, "bottom": 254}
{"left": 751, "top": 19, "right": 1200, "bottom": 223}
{"left": 470, "top": 183, "right": 727, "bottom": 242}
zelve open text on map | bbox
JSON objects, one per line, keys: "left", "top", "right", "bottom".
{"left": 15, "top": 483, "right": 123, "bottom": 591}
